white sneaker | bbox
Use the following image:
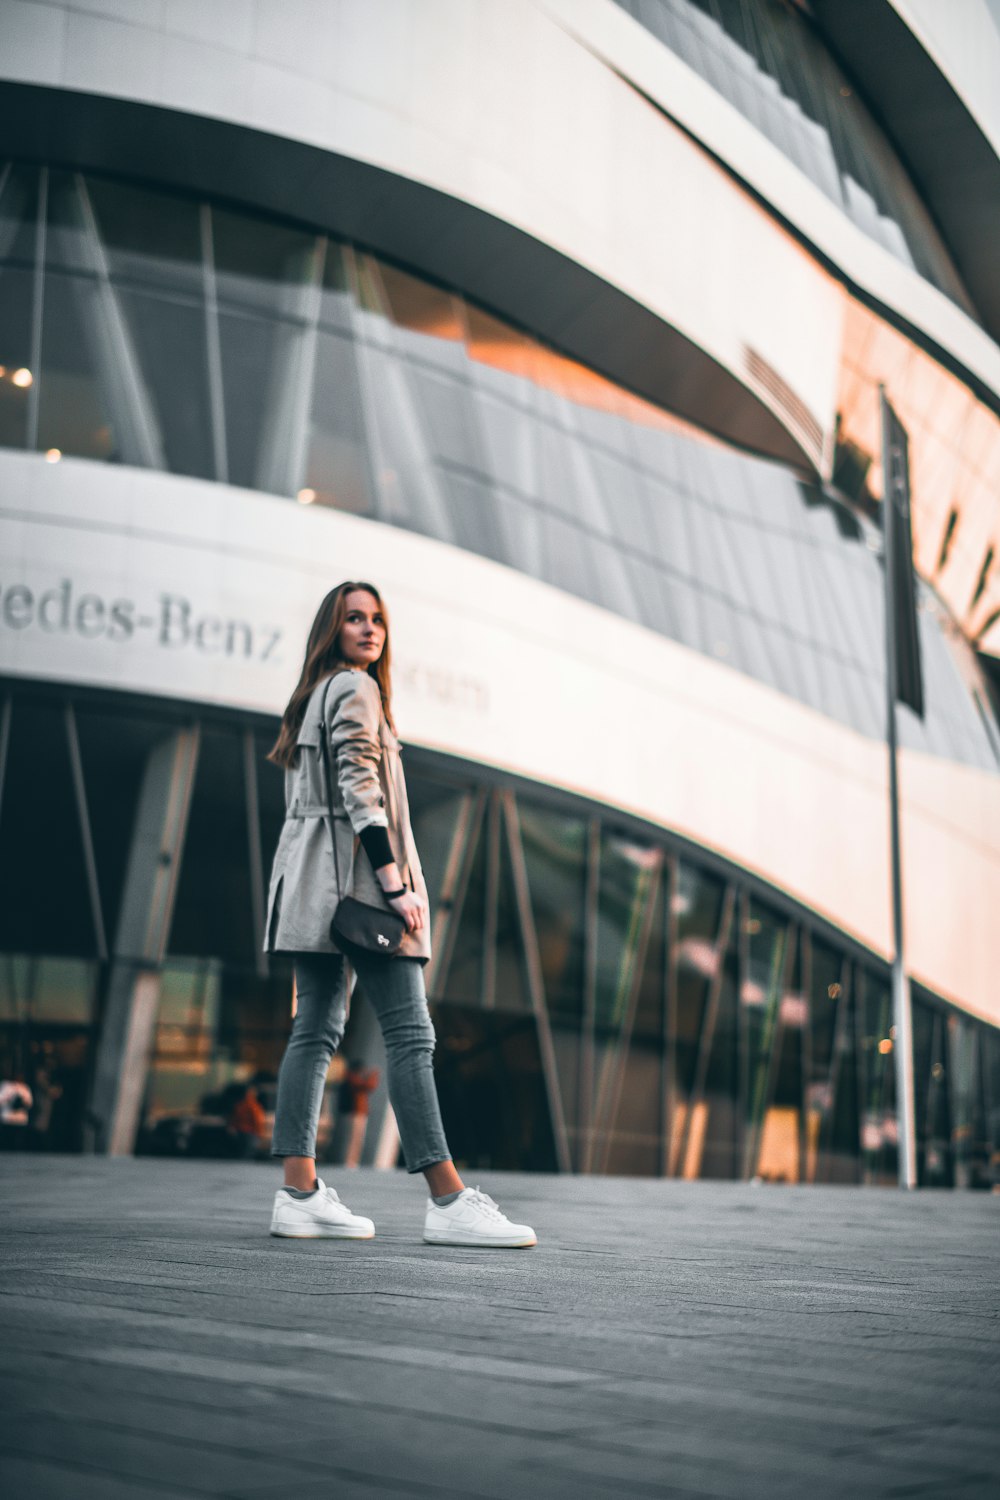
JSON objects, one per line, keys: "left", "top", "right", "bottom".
{"left": 423, "top": 1187, "right": 537, "bottom": 1248}
{"left": 270, "top": 1178, "right": 374, "bottom": 1239}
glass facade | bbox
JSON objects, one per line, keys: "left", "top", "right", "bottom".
{"left": 1, "top": 162, "right": 997, "bottom": 772}
{"left": 2, "top": 679, "right": 998, "bottom": 1185}
{"left": 611, "top": 0, "right": 977, "bottom": 317}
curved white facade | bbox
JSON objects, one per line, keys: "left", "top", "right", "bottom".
{"left": 1, "top": 0, "right": 998, "bottom": 1177}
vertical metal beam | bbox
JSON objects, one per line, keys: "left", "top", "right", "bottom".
{"left": 480, "top": 791, "right": 501, "bottom": 1011}
{"left": 65, "top": 703, "right": 108, "bottom": 962}
{"left": 661, "top": 853, "right": 679, "bottom": 1178}
{"left": 200, "top": 204, "right": 229, "bottom": 485}
{"left": 87, "top": 726, "right": 200, "bottom": 1154}
{"left": 580, "top": 817, "right": 600, "bottom": 1173}
{"left": 880, "top": 389, "right": 918, "bottom": 1189}
{"left": 242, "top": 728, "right": 268, "bottom": 979}
{"left": 26, "top": 166, "right": 47, "bottom": 451}
{"left": 502, "top": 792, "right": 572, "bottom": 1174}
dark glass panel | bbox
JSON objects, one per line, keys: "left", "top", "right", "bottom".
{"left": 67, "top": 173, "right": 202, "bottom": 295}
{"left": 36, "top": 271, "right": 117, "bottom": 460}
{"left": 0, "top": 698, "right": 95, "bottom": 957}
{"left": 981, "top": 1028, "right": 1000, "bottom": 1191}
{"left": 602, "top": 866, "right": 666, "bottom": 1177}
{"left": 673, "top": 860, "right": 724, "bottom": 1105}
{"left": 805, "top": 936, "right": 852, "bottom": 1182}
{"left": 912, "top": 996, "right": 953, "bottom": 1188}
{"left": 742, "top": 900, "right": 792, "bottom": 1178}
{"left": 519, "top": 802, "right": 587, "bottom": 1020}
{"left": 74, "top": 702, "right": 169, "bottom": 948}
{"left": 0, "top": 164, "right": 39, "bottom": 449}
{"left": 494, "top": 820, "right": 530, "bottom": 1013}
{"left": 441, "top": 804, "right": 486, "bottom": 1007}
{"left": 217, "top": 306, "right": 306, "bottom": 492}
{"left": 700, "top": 917, "right": 740, "bottom": 1178}
{"left": 431, "top": 1004, "right": 557, "bottom": 1172}
{"left": 0, "top": 161, "right": 40, "bottom": 267}
{"left": 169, "top": 727, "right": 256, "bottom": 964}
{"left": 0, "top": 267, "right": 34, "bottom": 449}
{"left": 947, "top": 1013, "right": 993, "bottom": 1191}
{"left": 405, "top": 776, "right": 468, "bottom": 917}
{"left": 211, "top": 206, "right": 316, "bottom": 316}
{"left": 0, "top": 954, "right": 95, "bottom": 1024}
{"left": 117, "top": 288, "right": 214, "bottom": 478}
{"left": 858, "top": 970, "right": 898, "bottom": 1185}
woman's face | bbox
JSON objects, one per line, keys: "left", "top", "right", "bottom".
{"left": 339, "top": 589, "right": 386, "bottom": 667}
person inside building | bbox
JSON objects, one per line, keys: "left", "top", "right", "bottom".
{"left": 226, "top": 1081, "right": 267, "bottom": 1159}
{"left": 263, "top": 581, "right": 536, "bottom": 1247}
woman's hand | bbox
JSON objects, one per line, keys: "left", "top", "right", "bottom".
{"left": 388, "top": 890, "right": 427, "bottom": 934}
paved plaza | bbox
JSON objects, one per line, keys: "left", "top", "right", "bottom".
{"left": 1, "top": 1158, "right": 998, "bottom": 1499}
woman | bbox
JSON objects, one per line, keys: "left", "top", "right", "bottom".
{"left": 264, "top": 581, "right": 536, "bottom": 1248}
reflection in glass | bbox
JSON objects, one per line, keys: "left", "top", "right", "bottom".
{"left": 1, "top": 159, "right": 996, "bottom": 762}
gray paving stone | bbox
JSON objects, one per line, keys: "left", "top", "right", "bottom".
{"left": 1, "top": 1157, "right": 998, "bottom": 1499}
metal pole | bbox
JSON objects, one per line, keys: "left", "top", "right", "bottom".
{"left": 879, "top": 387, "right": 918, "bottom": 1189}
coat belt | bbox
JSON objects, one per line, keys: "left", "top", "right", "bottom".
{"left": 286, "top": 803, "right": 335, "bottom": 820}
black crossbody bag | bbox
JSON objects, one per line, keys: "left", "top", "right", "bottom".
{"left": 318, "top": 678, "right": 407, "bottom": 959}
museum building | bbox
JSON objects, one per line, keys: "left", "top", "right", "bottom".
{"left": 1, "top": 0, "right": 998, "bottom": 1185}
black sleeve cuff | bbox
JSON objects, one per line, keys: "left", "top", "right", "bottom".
{"left": 358, "top": 824, "right": 394, "bottom": 872}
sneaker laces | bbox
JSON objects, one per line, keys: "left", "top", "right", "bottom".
{"left": 465, "top": 1187, "right": 508, "bottom": 1222}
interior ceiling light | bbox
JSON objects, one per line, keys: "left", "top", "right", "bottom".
{"left": 45, "top": 449, "right": 61, "bottom": 463}
{"left": 297, "top": 487, "right": 317, "bottom": 505}
{"left": 11, "top": 367, "right": 33, "bottom": 388}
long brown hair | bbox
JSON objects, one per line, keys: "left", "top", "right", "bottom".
{"left": 268, "top": 581, "right": 394, "bottom": 769}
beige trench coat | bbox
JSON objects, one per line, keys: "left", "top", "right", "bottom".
{"left": 263, "top": 670, "right": 431, "bottom": 962}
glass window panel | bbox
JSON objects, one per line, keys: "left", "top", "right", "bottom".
{"left": 377, "top": 260, "right": 464, "bottom": 354}
{"left": 540, "top": 510, "right": 598, "bottom": 602}
{"left": 494, "top": 824, "right": 530, "bottom": 1013}
{"left": 304, "top": 327, "right": 372, "bottom": 515}
{"left": 169, "top": 728, "right": 257, "bottom": 964}
{"left": 404, "top": 777, "right": 468, "bottom": 916}
{"left": 672, "top": 861, "right": 725, "bottom": 1104}
{"left": 357, "top": 344, "right": 452, "bottom": 539}
{"left": 37, "top": 271, "right": 117, "bottom": 460}
{"left": 0, "top": 698, "right": 95, "bottom": 957}
{"left": 0, "top": 266, "right": 34, "bottom": 449}
{"left": 76, "top": 174, "right": 202, "bottom": 296}
{"left": 441, "top": 809, "right": 486, "bottom": 1007}
{"left": 211, "top": 206, "right": 317, "bottom": 317}
{"left": 118, "top": 288, "right": 214, "bottom": 478}
{"left": 858, "top": 970, "right": 898, "bottom": 1185}
{"left": 316, "top": 240, "right": 353, "bottom": 333}
{"left": 465, "top": 304, "right": 538, "bottom": 395}
{"left": 476, "top": 390, "right": 536, "bottom": 496}
{"left": 0, "top": 955, "right": 95, "bottom": 1025}
{"left": 742, "top": 900, "right": 792, "bottom": 1179}
{"left": 0, "top": 161, "right": 40, "bottom": 267}
{"left": 431, "top": 1006, "right": 558, "bottom": 1172}
{"left": 411, "top": 365, "right": 482, "bottom": 470}
{"left": 700, "top": 918, "right": 740, "bottom": 1178}
{"left": 439, "top": 470, "right": 506, "bottom": 565}
{"left": 519, "top": 802, "right": 587, "bottom": 1022}
{"left": 602, "top": 1041, "right": 662, "bottom": 1176}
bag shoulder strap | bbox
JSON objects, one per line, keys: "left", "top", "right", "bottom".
{"left": 317, "top": 671, "right": 413, "bottom": 893}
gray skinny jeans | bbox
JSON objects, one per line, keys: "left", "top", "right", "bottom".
{"left": 271, "top": 951, "right": 452, "bottom": 1174}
